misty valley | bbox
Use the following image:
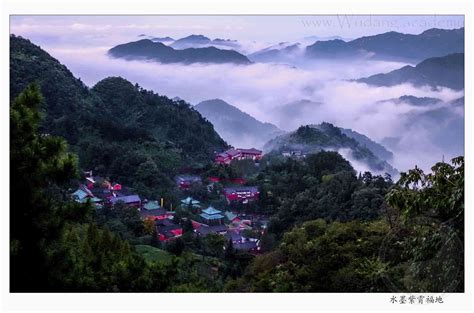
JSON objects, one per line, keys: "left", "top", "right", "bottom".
{"left": 10, "top": 18, "right": 464, "bottom": 293}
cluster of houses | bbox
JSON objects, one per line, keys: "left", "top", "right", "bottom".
{"left": 215, "top": 148, "right": 263, "bottom": 165}
{"left": 72, "top": 173, "right": 142, "bottom": 209}
{"left": 174, "top": 176, "right": 260, "bottom": 204}
{"left": 72, "top": 168, "right": 265, "bottom": 253}
{"left": 142, "top": 196, "right": 265, "bottom": 253}
{"left": 223, "top": 186, "right": 259, "bottom": 204}
{"left": 187, "top": 201, "right": 267, "bottom": 253}
{"left": 175, "top": 175, "right": 202, "bottom": 190}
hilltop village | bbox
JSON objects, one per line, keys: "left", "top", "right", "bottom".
{"left": 72, "top": 147, "right": 266, "bottom": 253}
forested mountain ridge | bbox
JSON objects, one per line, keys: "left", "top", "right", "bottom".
{"left": 379, "top": 95, "right": 442, "bottom": 106}
{"left": 306, "top": 28, "right": 464, "bottom": 62}
{"left": 357, "top": 53, "right": 464, "bottom": 90}
{"left": 264, "top": 123, "right": 397, "bottom": 175}
{"left": 10, "top": 83, "right": 231, "bottom": 292}
{"left": 10, "top": 34, "right": 228, "bottom": 199}
{"left": 170, "top": 34, "right": 240, "bottom": 49}
{"left": 108, "top": 39, "right": 250, "bottom": 64}
{"left": 10, "top": 34, "right": 93, "bottom": 144}
{"left": 339, "top": 127, "right": 393, "bottom": 161}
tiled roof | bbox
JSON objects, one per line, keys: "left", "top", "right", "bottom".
{"left": 234, "top": 241, "right": 258, "bottom": 251}
{"left": 78, "top": 196, "right": 102, "bottom": 204}
{"left": 200, "top": 213, "right": 224, "bottom": 220}
{"left": 223, "top": 186, "right": 259, "bottom": 194}
{"left": 224, "top": 211, "right": 238, "bottom": 221}
{"left": 196, "top": 226, "right": 213, "bottom": 236}
{"left": 237, "top": 148, "right": 262, "bottom": 154}
{"left": 156, "top": 219, "right": 181, "bottom": 232}
{"left": 141, "top": 208, "right": 167, "bottom": 217}
{"left": 226, "top": 149, "right": 241, "bottom": 157}
{"left": 73, "top": 189, "right": 89, "bottom": 200}
{"left": 209, "top": 225, "right": 227, "bottom": 233}
{"left": 225, "top": 231, "right": 242, "bottom": 242}
{"left": 196, "top": 224, "right": 227, "bottom": 235}
{"left": 175, "top": 175, "right": 201, "bottom": 183}
{"left": 181, "top": 197, "right": 200, "bottom": 206}
{"left": 143, "top": 200, "right": 160, "bottom": 210}
{"left": 110, "top": 195, "right": 141, "bottom": 204}
{"left": 202, "top": 206, "right": 222, "bottom": 215}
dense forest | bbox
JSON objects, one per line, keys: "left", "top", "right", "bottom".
{"left": 10, "top": 35, "right": 228, "bottom": 201}
{"left": 10, "top": 34, "right": 464, "bottom": 292}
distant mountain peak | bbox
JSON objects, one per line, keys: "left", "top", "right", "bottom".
{"left": 306, "top": 28, "right": 464, "bottom": 62}
{"left": 421, "top": 27, "right": 464, "bottom": 36}
{"left": 213, "top": 38, "right": 236, "bottom": 42}
{"left": 356, "top": 53, "right": 464, "bottom": 90}
{"left": 151, "top": 36, "right": 175, "bottom": 42}
{"left": 395, "top": 95, "right": 442, "bottom": 106}
{"left": 195, "top": 99, "right": 283, "bottom": 149}
{"left": 181, "top": 34, "right": 210, "bottom": 40}
{"left": 108, "top": 39, "right": 251, "bottom": 65}
{"left": 264, "top": 122, "right": 397, "bottom": 175}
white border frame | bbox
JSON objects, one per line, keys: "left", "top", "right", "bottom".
{"left": 1, "top": 0, "right": 472, "bottom": 312}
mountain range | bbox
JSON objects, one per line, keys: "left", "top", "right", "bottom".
{"left": 108, "top": 39, "right": 251, "bottom": 65}
{"left": 305, "top": 28, "right": 464, "bottom": 62}
{"left": 150, "top": 36, "right": 175, "bottom": 43}
{"left": 248, "top": 42, "right": 302, "bottom": 63}
{"left": 264, "top": 123, "right": 397, "bottom": 175}
{"left": 10, "top": 35, "right": 228, "bottom": 192}
{"left": 111, "top": 28, "right": 464, "bottom": 66}
{"left": 170, "top": 34, "right": 240, "bottom": 50}
{"left": 375, "top": 94, "right": 464, "bottom": 157}
{"left": 194, "top": 99, "right": 283, "bottom": 149}
{"left": 380, "top": 95, "right": 442, "bottom": 106}
{"left": 357, "top": 53, "right": 464, "bottom": 90}
{"left": 194, "top": 98, "right": 397, "bottom": 169}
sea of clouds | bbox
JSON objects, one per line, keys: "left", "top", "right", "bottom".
{"left": 10, "top": 29, "right": 464, "bottom": 174}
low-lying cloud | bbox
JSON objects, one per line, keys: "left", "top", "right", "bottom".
{"left": 15, "top": 38, "right": 464, "bottom": 174}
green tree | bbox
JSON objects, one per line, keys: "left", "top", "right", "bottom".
{"left": 229, "top": 219, "right": 390, "bottom": 292}
{"left": 166, "top": 238, "right": 185, "bottom": 256}
{"left": 143, "top": 218, "right": 155, "bottom": 235}
{"left": 10, "top": 84, "right": 86, "bottom": 291}
{"left": 384, "top": 156, "right": 464, "bottom": 292}
{"left": 202, "top": 234, "right": 226, "bottom": 257}
{"left": 10, "top": 85, "right": 170, "bottom": 292}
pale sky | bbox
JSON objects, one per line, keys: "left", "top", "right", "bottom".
{"left": 10, "top": 15, "right": 464, "bottom": 48}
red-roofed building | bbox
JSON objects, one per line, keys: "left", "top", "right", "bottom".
{"left": 156, "top": 219, "right": 183, "bottom": 242}
{"left": 191, "top": 220, "right": 204, "bottom": 230}
{"left": 223, "top": 186, "right": 259, "bottom": 204}
{"left": 175, "top": 175, "right": 202, "bottom": 190}
{"left": 140, "top": 207, "right": 171, "bottom": 221}
{"left": 215, "top": 148, "right": 262, "bottom": 165}
{"left": 111, "top": 183, "right": 122, "bottom": 191}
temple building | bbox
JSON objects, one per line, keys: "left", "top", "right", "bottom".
{"left": 199, "top": 206, "right": 225, "bottom": 225}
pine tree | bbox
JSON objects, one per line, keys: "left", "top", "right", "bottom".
{"left": 10, "top": 84, "right": 81, "bottom": 291}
